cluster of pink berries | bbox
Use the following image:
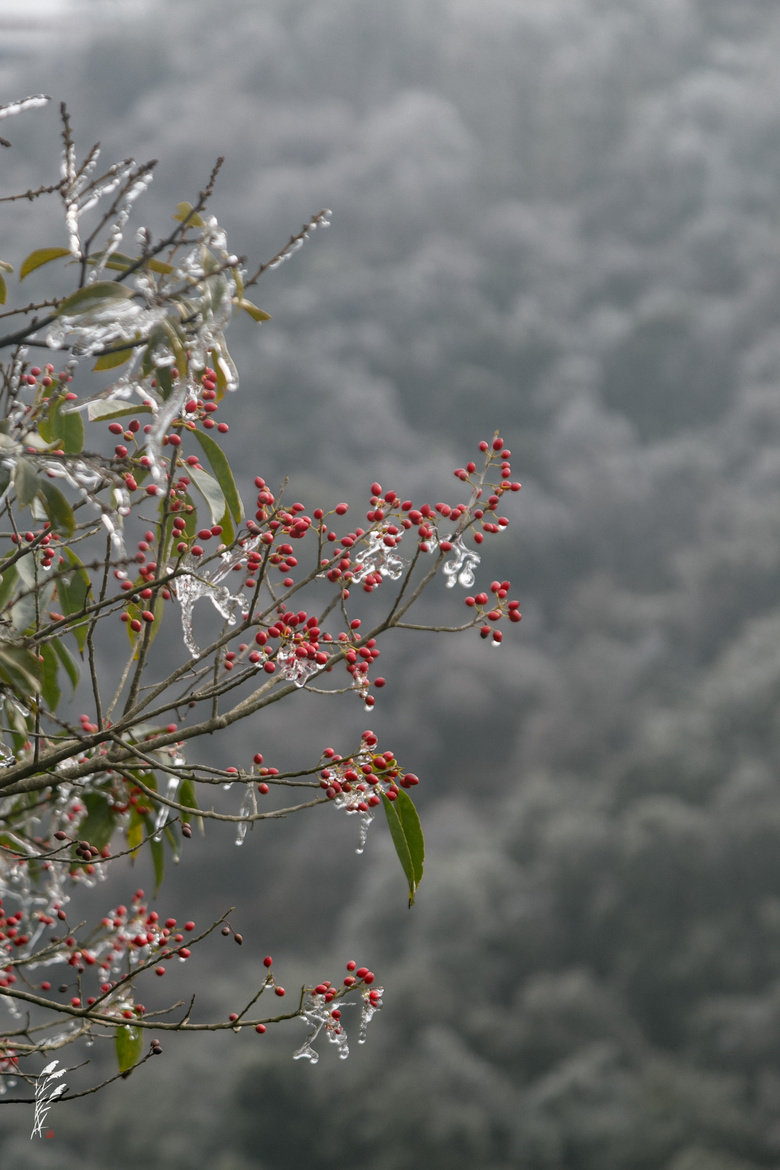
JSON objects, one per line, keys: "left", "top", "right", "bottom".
{"left": 317, "top": 731, "right": 417, "bottom": 806}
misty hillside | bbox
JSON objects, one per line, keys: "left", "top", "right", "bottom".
{"left": 4, "top": 2, "right": 780, "bottom": 1167}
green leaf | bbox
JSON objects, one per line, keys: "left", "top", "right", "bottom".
{"left": 115, "top": 1024, "right": 143, "bottom": 1076}
{"left": 39, "top": 642, "right": 61, "bottom": 711}
{"left": 78, "top": 791, "right": 116, "bottom": 852}
{"left": 193, "top": 429, "right": 244, "bottom": 523}
{"left": 86, "top": 250, "right": 174, "bottom": 276}
{"left": 57, "top": 549, "right": 92, "bottom": 652}
{"left": 0, "top": 645, "right": 42, "bottom": 696}
{"left": 237, "top": 298, "right": 271, "bottom": 322}
{"left": 178, "top": 778, "right": 202, "bottom": 833}
{"left": 86, "top": 399, "right": 152, "bottom": 422}
{"left": 0, "top": 563, "right": 19, "bottom": 614}
{"left": 186, "top": 463, "right": 226, "bottom": 527}
{"left": 174, "top": 201, "right": 205, "bottom": 227}
{"left": 0, "top": 272, "right": 5, "bottom": 305}
{"left": 37, "top": 479, "right": 75, "bottom": 537}
{"left": 382, "top": 788, "right": 425, "bottom": 907}
{"left": 93, "top": 348, "right": 134, "bottom": 372}
{"left": 149, "top": 829, "right": 165, "bottom": 895}
{"left": 39, "top": 396, "right": 84, "bottom": 454}
{"left": 19, "top": 247, "right": 71, "bottom": 280}
{"left": 127, "top": 812, "right": 144, "bottom": 858}
{"left": 56, "top": 281, "right": 135, "bottom": 316}
{"left": 14, "top": 456, "right": 40, "bottom": 506}
{"left": 51, "top": 636, "right": 79, "bottom": 692}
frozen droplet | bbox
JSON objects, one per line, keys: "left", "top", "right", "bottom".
{"left": 441, "top": 535, "right": 481, "bottom": 589}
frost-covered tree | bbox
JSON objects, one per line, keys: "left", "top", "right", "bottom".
{"left": 0, "top": 97, "right": 521, "bottom": 1113}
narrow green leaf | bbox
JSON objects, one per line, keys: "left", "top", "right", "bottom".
{"left": 193, "top": 429, "right": 244, "bottom": 523}
{"left": 149, "top": 828, "right": 165, "bottom": 895}
{"left": 93, "top": 348, "right": 133, "bottom": 372}
{"left": 57, "top": 549, "right": 92, "bottom": 652}
{"left": 37, "top": 479, "right": 75, "bottom": 537}
{"left": 382, "top": 788, "right": 425, "bottom": 907}
{"left": 0, "top": 563, "right": 19, "bottom": 614}
{"left": 115, "top": 1024, "right": 143, "bottom": 1075}
{"left": 179, "top": 778, "right": 203, "bottom": 833}
{"left": 127, "top": 813, "right": 144, "bottom": 859}
{"left": 237, "top": 298, "right": 271, "bottom": 322}
{"left": 51, "top": 636, "right": 79, "bottom": 692}
{"left": 39, "top": 642, "right": 61, "bottom": 711}
{"left": 14, "top": 456, "right": 40, "bottom": 506}
{"left": 187, "top": 463, "right": 226, "bottom": 527}
{"left": 87, "top": 250, "right": 174, "bottom": 276}
{"left": 0, "top": 272, "right": 6, "bottom": 305}
{"left": 19, "top": 247, "right": 71, "bottom": 280}
{"left": 56, "top": 281, "right": 135, "bottom": 316}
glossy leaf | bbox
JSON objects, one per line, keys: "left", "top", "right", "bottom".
{"left": 115, "top": 1024, "right": 143, "bottom": 1076}
{"left": 0, "top": 562, "right": 18, "bottom": 614}
{"left": 127, "top": 812, "right": 144, "bottom": 859}
{"left": 14, "top": 456, "right": 40, "bottom": 506}
{"left": 149, "top": 829, "right": 165, "bottom": 895}
{"left": 87, "top": 250, "right": 174, "bottom": 275}
{"left": 56, "top": 280, "right": 135, "bottom": 316}
{"left": 187, "top": 463, "right": 226, "bottom": 527}
{"left": 39, "top": 396, "right": 85, "bottom": 454}
{"left": 19, "top": 247, "right": 71, "bottom": 280}
{"left": 39, "top": 642, "right": 61, "bottom": 711}
{"left": 0, "top": 645, "right": 42, "bottom": 696}
{"left": 382, "top": 788, "right": 425, "bottom": 907}
{"left": 77, "top": 791, "right": 115, "bottom": 852}
{"left": 86, "top": 399, "right": 152, "bottom": 422}
{"left": 37, "top": 479, "right": 75, "bottom": 537}
{"left": 237, "top": 298, "right": 271, "bottom": 322}
{"left": 51, "top": 636, "right": 79, "bottom": 692}
{"left": 57, "top": 549, "right": 92, "bottom": 651}
{"left": 93, "top": 347, "right": 134, "bottom": 372}
{"left": 178, "top": 778, "right": 202, "bottom": 833}
{"left": 193, "top": 429, "right": 244, "bottom": 523}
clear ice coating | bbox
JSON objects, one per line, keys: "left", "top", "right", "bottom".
{"left": 441, "top": 534, "right": 481, "bottom": 588}
{"left": 293, "top": 992, "right": 351, "bottom": 1064}
{"left": 175, "top": 534, "right": 263, "bottom": 657}
{"left": 0, "top": 94, "right": 49, "bottom": 120}
{"left": 351, "top": 530, "right": 408, "bottom": 584}
{"left": 276, "top": 645, "right": 320, "bottom": 688}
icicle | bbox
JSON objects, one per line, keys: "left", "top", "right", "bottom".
{"left": 441, "top": 534, "right": 480, "bottom": 588}
{"left": 234, "top": 785, "right": 254, "bottom": 846}
{"left": 351, "top": 530, "right": 407, "bottom": 583}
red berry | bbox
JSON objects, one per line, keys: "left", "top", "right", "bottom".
{"left": 274, "top": 986, "right": 285, "bottom": 997}
{"left": 263, "top": 956, "right": 273, "bottom": 967}
{"left": 255, "top": 1024, "right": 266, "bottom": 1033}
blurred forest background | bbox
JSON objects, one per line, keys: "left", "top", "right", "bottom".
{"left": 4, "top": 0, "right": 780, "bottom": 1166}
